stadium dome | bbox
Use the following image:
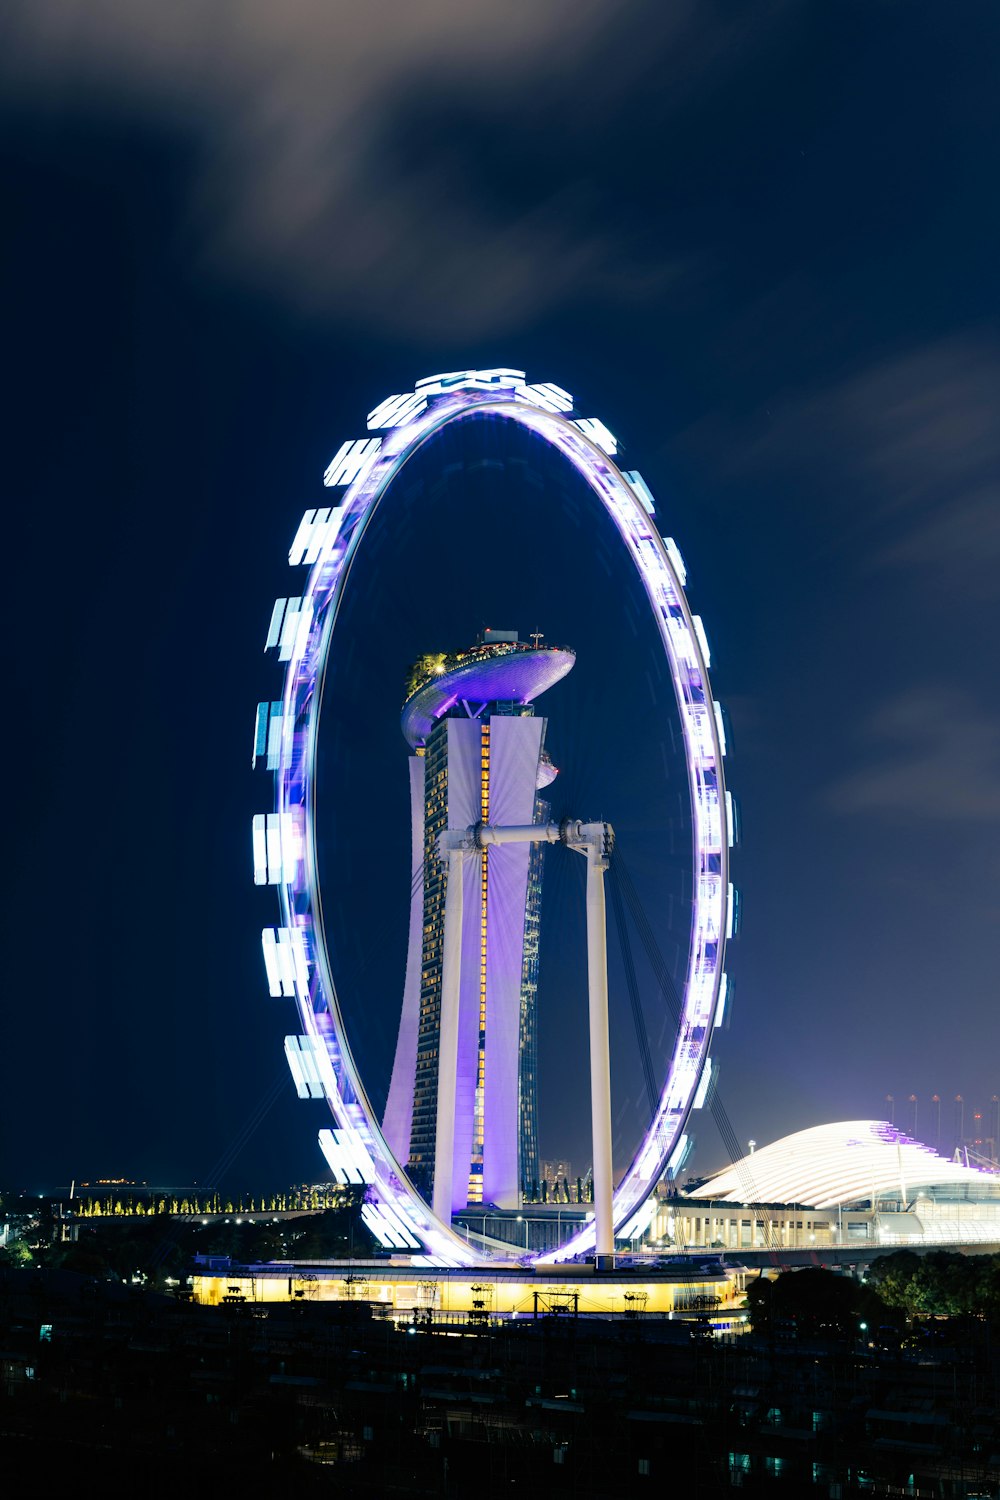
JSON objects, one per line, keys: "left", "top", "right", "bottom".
{"left": 689, "top": 1120, "right": 1000, "bottom": 1210}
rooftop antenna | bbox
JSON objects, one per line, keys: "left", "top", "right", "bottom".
{"left": 932, "top": 1094, "right": 941, "bottom": 1149}
{"left": 885, "top": 1093, "right": 894, "bottom": 1125}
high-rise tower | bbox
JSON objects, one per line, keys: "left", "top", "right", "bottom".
{"left": 383, "top": 630, "right": 574, "bottom": 1213}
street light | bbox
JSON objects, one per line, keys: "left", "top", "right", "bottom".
{"left": 516, "top": 1214, "right": 528, "bottom": 1250}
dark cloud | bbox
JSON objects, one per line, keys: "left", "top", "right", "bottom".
{"left": 701, "top": 338, "right": 1000, "bottom": 829}
{"left": 796, "top": 339, "right": 1000, "bottom": 591}
{"left": 0, "top": 0, "right": 799, "bottom": 338}
{"left": 828, "top": 686, "right": 1000, "bottom": 822}
{"left": 843, "top": 341, "right": 1000, "bottom": 580}
{"left": 708, "top": 335, "right": 1000, "bottom": 583}
{"left": 1, "top": 1, "right": 617, "bottom": 335}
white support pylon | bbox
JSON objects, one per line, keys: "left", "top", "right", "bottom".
{"left": 475, "top": 818, "right": 616, "bottom": 1262}
{"left": 580, "top": 828, "right": 615, "bottom": 1262}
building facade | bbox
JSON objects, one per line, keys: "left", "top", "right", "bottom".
{"left": 383, "top": 631, "right": 574, "bottom": 1214}
{"left": 660, "top": 1120, "right": 1000, "bottom": 1251}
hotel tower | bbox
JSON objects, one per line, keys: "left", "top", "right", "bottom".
{"left": 383, "top": 630, "right": 575, "bottom": 1213}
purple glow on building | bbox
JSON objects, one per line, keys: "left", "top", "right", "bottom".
{"left": 402, "top": 647, "right": 575, "bottom": 749}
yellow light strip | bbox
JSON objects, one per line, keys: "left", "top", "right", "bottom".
{"left": 468, "top": 722, "right": 490, "bottom": 1204}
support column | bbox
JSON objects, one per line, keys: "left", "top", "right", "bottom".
{"left": 585, "top": 840, "right": 615, "bottom": 1262}
{"left": 433, "top": 846, "right": 465, "bottom": 1223}
{"left": 442, "top": 817, "right": 615, "bottom": 1261}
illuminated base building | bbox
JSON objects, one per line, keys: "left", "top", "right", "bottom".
{"left": 383, "top": 630, "right": 574, "bottom": 1214}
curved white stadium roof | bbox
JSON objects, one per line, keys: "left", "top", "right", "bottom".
{"left": 690, "top": 1120, "right": 998, "bottom": 1209}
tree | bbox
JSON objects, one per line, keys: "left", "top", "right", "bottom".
{"left": 868, "top": 1250, "right": 984, "bottom": 1318}
{"left": 747, "top": 1267, "right": 887, "bottom": 1340}
{"left": 867, "top": 1251, "right": 922, "bottom": 1311}
{"left": 908, "top": 1252, "right": 980, "bottom": 1317}
{"left": 974, "top": 1255, "right": 1000, "bottom": 1321}
{"left": 0, "top": 1240, "right": 34, "bottom": 1268}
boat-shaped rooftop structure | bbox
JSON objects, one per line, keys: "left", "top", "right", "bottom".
{"left": 401, "top": 636, "right": 575, "bottom": 750}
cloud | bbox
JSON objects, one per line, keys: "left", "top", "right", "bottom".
{"left": 681, "top": 333, "right": 1000, "bottom": 829}
{"left": 842, "top": 343, "right": 1000, "bottom": 577}
{"left": 718, "top": 334, "right": 1000, "bottom": 582}
{"left": 0, "top": 0, "right": 661, "bottom": 338}
{"left": 828, "top": 686, "right": 1000, "bottom": 822}
{"left": 834, "top": 342, "right": 1000, "bottom": 512}
{"left": 816, "top": 339, "right": 1000, "bottom": 583}
{"left": 0, "top": 0, "right": 800, "bottom": 340}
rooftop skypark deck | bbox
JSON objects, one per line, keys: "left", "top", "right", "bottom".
{"left": 401, "top": 633, "right": 575, "bottom": 750}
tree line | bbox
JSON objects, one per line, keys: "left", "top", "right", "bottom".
{"left": 866, "top": 1248, "right": 1000, "bottom": 1318}
{"left": 746, "top": 1250, "right": 1000, "bottom": 1341}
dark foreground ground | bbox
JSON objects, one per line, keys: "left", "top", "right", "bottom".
{"left": 3, "top": 1266, "right": 1000, "bottom": 1497}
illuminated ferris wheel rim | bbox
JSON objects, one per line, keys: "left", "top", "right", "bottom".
{"left": 256, "top": 369, "right": 733, "bottom": 1266}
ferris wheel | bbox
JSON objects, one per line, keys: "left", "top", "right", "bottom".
{"left": 253, "top": 368, "right": 734, "bottom": 1265}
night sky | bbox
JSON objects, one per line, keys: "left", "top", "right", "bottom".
{"left": 4, "top": 4, "right": 999, "bottom": 1194}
